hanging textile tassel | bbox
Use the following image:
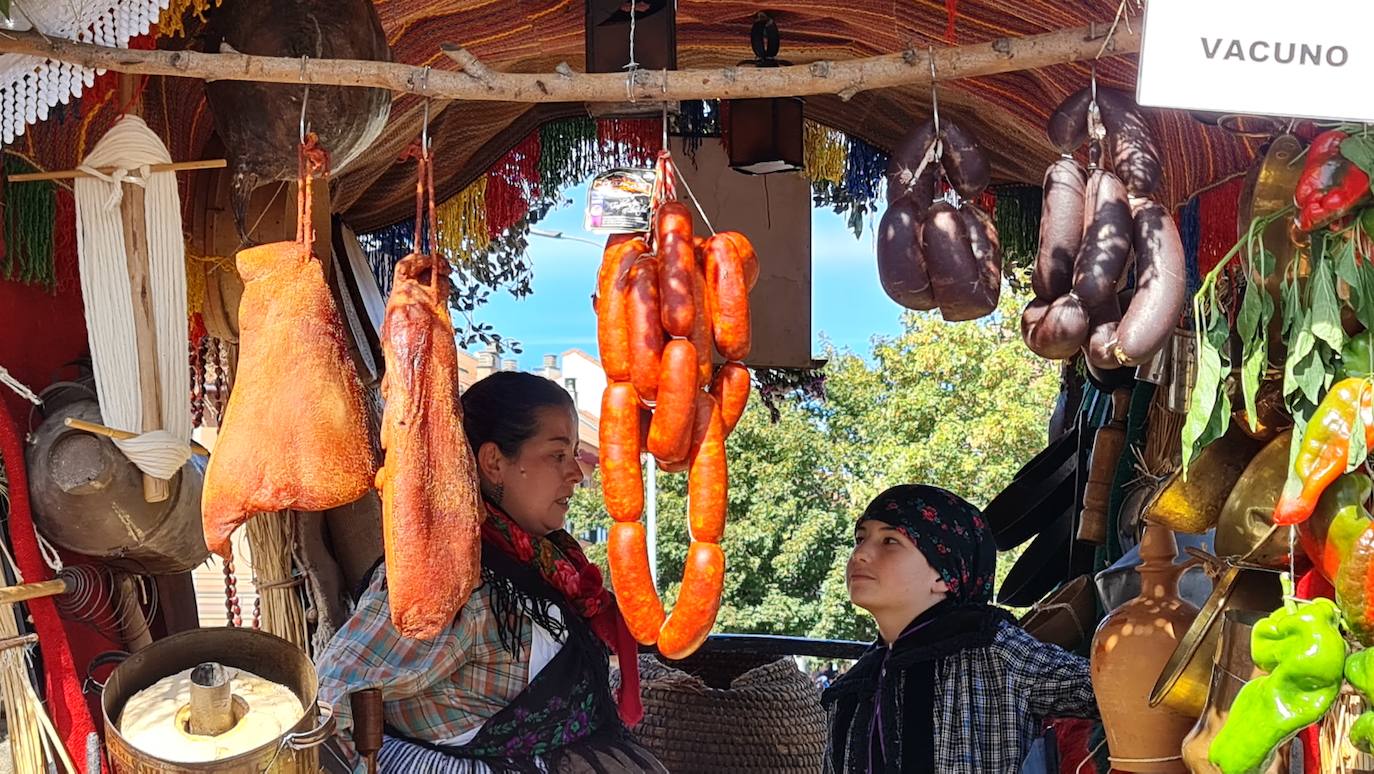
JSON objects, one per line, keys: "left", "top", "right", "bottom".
{"left": 598, "top": 118, "right": 659, "bottom": 168}
{"left": 53, "top": 188, "right": 78, "bottom": 294}
{"left": 484, "top": 133, "right": 541, "bottom": 240}
{"left": 841, "top": 136, "right": 888, "bottom": 209}
{"left": 992, "top": 184, "right": 1043, "bottom": 268}
{"left": 158, "top": 0, "right": 224, "bottom": 38}
{"left": 435, "top": 178, "right": 490, "bottom": 266}
{"left": 1178, "top": 198, "right": 1202, "bottom": 301}
{"left": 803, "top": 121, "right": 847, "bottom": 186}
{"left": 1197, "top": 176, "right": 1244, "bottom": 277}
{"left": 539, "top": 118, "right": 598, "bottom": 194}
{"left": 2, "top": 157, "right": 57, "bottom": 290}
{"left": 73, "top": 115, "right": 193, "bottom": 481}
{"left": 945, "top": 0, "right": 960, "bottom": 44}
{"left": 359, "top": 222, "right": 413, "bottom": 297}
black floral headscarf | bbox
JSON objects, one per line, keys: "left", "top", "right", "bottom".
{"left": 859, "top": 484, "right": 997, "bottom": 605}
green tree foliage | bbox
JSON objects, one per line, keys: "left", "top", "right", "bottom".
{"left": 566, "top": 291, "right": 1060, "bottom": 643}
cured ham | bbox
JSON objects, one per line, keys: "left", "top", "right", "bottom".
{"left": 202, "top": 241, "right": 376, "bottom": 557}
{"left": 377, "top": 254, "right": 484, "bottom": 639}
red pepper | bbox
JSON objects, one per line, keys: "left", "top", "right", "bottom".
{"left": 1275, "top": 377, "right": 1374, "bottom": 525}
{"left": 1295, "top": 130, "right": 1371, "bottom": 232}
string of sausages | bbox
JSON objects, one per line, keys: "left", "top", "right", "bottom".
{"left": 597, "top": 152, "right": 757, "bottom": 659}
{"left": 875, "top": 117, "right": 1003, "bottom": 322}
{"left": 1020, "top": 87, "right": 1187, "bottom": 375}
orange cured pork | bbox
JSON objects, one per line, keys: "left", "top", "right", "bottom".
{"left": 377, "top": 254, "right": 485, "bottom": 640}
{"left": 202, "top": 241, "right": 376, "bottom": 557}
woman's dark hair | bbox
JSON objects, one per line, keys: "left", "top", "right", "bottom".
{"left": 461, "top": 371, "right": 576, "bottom": 458}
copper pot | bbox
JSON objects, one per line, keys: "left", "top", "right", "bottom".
{"left": 1144, "top": 428, "right": 1265, "bottom": 535}
{"left": 1214, "top": 431, "right": 1300, "bottom": 569}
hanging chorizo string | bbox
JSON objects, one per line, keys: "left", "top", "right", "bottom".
{"left": 599, "top": 132, "right": 757, "bottom": 659}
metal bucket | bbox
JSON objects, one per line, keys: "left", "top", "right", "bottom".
{"left": 25, "top": 391, "right": 209, "bottom": 575}
{"left": 101, "top": 627, "right": 333, "bottom": 774}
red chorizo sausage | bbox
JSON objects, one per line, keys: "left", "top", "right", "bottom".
{"left": 626, "top": 256, "right": 666, "bottom": 402}
{"left": 600, "top": 382, "right": 644, "bottom": 522}
{"left": 657, "top": 541, "right": 725, "bottom": 659}
{"left": 656, "top": 202, "right": 696, "bottom": 337}
{"left": 687, "top": 394, "right": 728, "bottom": 543}
{"left": 647, "top": 340, "right": 699, "bottom": 464}
{"left": 608, "top": 522, "right": 666, "bottom": 645}
{"left": 688, "top": 259, "right": 714, "bottom": 386}
{"left": 1033, "top": 158, "right": 1087, "bottom": 301}
{"left": 703, "top": 233, "right": 753, "bottom": 361}
{"left": 597, "top": 236, "right": 649, "bottom": 382}
{"left": 710, "top": 362, "right": 750, "bottom": 435}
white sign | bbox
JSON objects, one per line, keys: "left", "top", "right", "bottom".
{"left": 1137, "top": 0, "right": 1374, "bottom": 123}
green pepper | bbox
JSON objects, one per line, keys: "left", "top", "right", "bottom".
{"left": 1346, "top": 649, "right": 1374, "bottom": 752}
{"left": 1209, "top": 598, "right": 1347, "bottom": 774}
{"left": 1275, "top": 378, "right": 1374, "bottom": 526}
{"left": 1341, "top": 330, "right": 1374, "bottom": 380}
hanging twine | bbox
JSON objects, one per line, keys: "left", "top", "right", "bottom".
{"left": 435, "top": 178, "right": 489, "bottom": 265}
{"left": 2, "top": 157, "right": 57, "bottom": 290}
{"left": 804, "top": 121, "right": 847, "bottom": 186}
{"left": 72, "top": 115, "right": 193, "bottom": 480}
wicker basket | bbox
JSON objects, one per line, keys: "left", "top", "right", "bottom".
{"left": 615, "top": 654, "right": 827, "bottom": 773}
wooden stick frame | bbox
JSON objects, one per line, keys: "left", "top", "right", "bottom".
{"left": 0, "top": 20, "right": 1140, "bottom": 104}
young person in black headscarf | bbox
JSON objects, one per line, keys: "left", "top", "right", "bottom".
{"left": 822, "top": 485, "right": 1098, "bottom": 773}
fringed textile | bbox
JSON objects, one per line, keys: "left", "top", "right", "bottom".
{"left": 538, "top": 118, "right": 598, "bottom": 195}
{"left": 359, "top": 223, "right": 413, "bottom": 297}
{"left": 804, "top": 121, "right": 847, "bottom": 186}
{"left": 945, "top": 0, "right": 960, "bottom": 43}
{"left": 485, "top": 133, "right": 541, "bottom": 240}
{"left": 158, "top": 0, "right": 223, "bottom": 38}
{"left": 435, "top": 179, "right": 490, "bottom": 266}
{"left": 1, "top": 157, "right": 56, "bottom": 289}
{"left": 1197, "top": 176, "right": 1244, "bottom": 277}
{"left": 597, "top": 119, "right": 660, "bottom": 168}
{"left": 842, "top": 136, "right": 888, "bottom": 207}
{"left": 993, "top": 184, "right": 1043, "bottom": 268}
{"left": 53, "top": 187, "right": 78, "bottom": 294}
{"left": 1178, "top": 199, "right": 1202, "bottom": 301}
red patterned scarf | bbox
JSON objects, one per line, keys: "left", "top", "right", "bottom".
{"left": 479, "top": 500, "right": 643, "bottom": 726}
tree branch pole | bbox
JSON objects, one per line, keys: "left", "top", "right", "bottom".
{"left": 0, "top": 19, "right": 1139, "bottom": 103}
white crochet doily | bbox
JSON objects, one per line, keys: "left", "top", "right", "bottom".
{"left": 1, "top": 0, "right": 170, "bottom": 146}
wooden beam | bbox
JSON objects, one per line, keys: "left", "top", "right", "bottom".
{"left": 0, "top": 20, "right": 1140, "bottom": 103}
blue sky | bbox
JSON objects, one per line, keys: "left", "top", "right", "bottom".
{"left": 470, "top": 183, "right": 906, "bottom": 369}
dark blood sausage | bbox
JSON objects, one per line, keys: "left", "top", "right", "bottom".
{"left": 885, "top": 121, "right": 939, "bottom": 205}
{"left": 1085, "top": 295, "right": 1124, "bottom": 370}
{"left": 1111, "top": 199, "right": 1187, "bottom": 366}
{"left": 877, "top": 195, "right": 937, "bottom": 311}
{"left": 1047, "top": 87, "right": 1092, "bottom": 153}
{"left": 1096, "top": 88, "right": 1163, "bottom": 197}
{"left": 960, "top": 203, "right": 1002, "bottom": 315}
{"left": 923, "top": 202, "right": 987, "bottom": 322}
{"left": 1033, "top": 158, "right": 1088, "bottom": 301}
{"left": 1072, "top": 170, "right": 1133, "bottom": 317}
{"left": 1021, "top": 295, "right": 1091, "bottom": 360}
{"left": 940, "top": 120, "right": 991, "bottom": 199}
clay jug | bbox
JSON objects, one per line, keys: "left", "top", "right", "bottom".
{"left": 1181, "top": 610, "right": 1286, "bottom": 773}
{"left": 1092, "top": 523, "right": 1199, "bottom": 772}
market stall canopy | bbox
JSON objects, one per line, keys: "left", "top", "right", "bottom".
{"left": 1, "top": 0, "right": 1260, "bottom": 234}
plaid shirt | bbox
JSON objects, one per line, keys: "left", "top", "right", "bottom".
{"left": 825, "top": 620, "right": 1098, "bottom": 773}
{"left": 316, "top": 568, "right": 537, "bottom": 771}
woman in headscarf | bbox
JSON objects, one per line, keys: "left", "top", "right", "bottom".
{"left": 317, "top": 372, "right": 665, "bottom": 773}
{"left": 823, "top": 485, "right": 1098, "bottom": 773}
